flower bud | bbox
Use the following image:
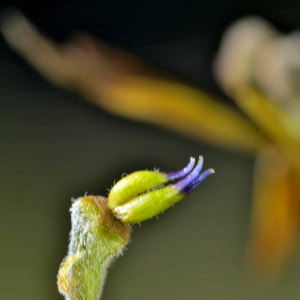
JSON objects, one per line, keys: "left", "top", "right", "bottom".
{"left": 108, "top": 156, "right": 214, "bottom": 223}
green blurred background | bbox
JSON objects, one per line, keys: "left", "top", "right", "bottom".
{"left": 1, "top": 0, "right": 300, "bottom": 299}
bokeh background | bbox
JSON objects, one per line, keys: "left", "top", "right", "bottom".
{"left": 1, "top": 1, "right": 300, "bottom": 299}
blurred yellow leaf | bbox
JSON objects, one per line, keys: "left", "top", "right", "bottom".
{"left": 247, "top": 147, "right": 300, "bottom": 274}
{"left": 0, "top": 9, "right": 267, "bottom": 154}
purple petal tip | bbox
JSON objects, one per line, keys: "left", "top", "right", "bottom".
{"left": 173, "top": 156, "right": 204, "bottom": 190}
{"left": 171, "top": 156, "right": 214, "bottom": 194}
{"left": 180, "top": 168, "right": 215, "bottom": 195}
{"left": 164, "top": 157, "right": 195, "bottom": 180}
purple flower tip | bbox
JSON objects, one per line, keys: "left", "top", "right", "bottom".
{"left": 172, "top": 156, "right": 214, "bottom": 195}
{"left": 180, "top": 168, "right": 215, "bottom": 194}
{"left": 163, "top": 157, "right": 195, "bottom": 180}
